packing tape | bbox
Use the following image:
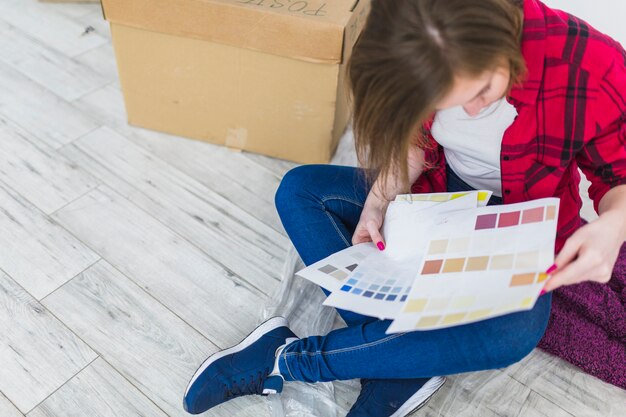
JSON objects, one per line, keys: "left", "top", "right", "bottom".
{"left": 225, "top": 127, "right": 248, "bottom": 152}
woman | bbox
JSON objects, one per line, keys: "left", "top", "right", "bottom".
{"left": 183, "top": 0, "right": 626, "bottom": 415}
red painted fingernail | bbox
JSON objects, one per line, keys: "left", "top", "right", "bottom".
{"left": 546, "top": 264, "right": 557, "bottom": 274}
{"left": 377, "top": 241, "right": 385, "bottom": 251}
{"left": 539, "top": 289, "right": 546, "bottom": 296}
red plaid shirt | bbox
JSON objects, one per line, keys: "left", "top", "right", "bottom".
{"left": 411, "top": 0, "right": 626, "bottom": 252}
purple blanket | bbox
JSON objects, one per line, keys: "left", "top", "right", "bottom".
{"left": 537, "top": 240, "right": 626, "bottom": 390}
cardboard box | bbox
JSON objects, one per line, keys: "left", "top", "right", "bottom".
{"left": 100, "top": 0, "right": 370, "bottom": 164}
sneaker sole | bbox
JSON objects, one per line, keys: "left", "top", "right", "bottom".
{"left": 391, "top": 376, "right": 446, "bottom": 417}
{"left": 183, "top": 316, "right": 289, "bottom": 398}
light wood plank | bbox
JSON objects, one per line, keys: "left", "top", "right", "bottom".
{"left": 0, "top": 61, "right": 98, "bottom": 150}
{"left": 59, "top": 127, "right": 288, "bottom": 293}
{"left": 41, "top": 260, "right": 268, "bottom": 417}
{"left": 51, "top": 185, "right": 269, "bottom": 345}
{"left": 0, "top": 270, "right": 97, "bottom": 413}
{"left": 0, "top": 182, "right": 100, "bottom": 300}
{"left": 332, "top": 380, "right": 359, "bottom": 414}
{"left": 515, "top": 390, "right": 576, "bottom": 417}
{"left": 0, "top": 117, "right": 100, "bottom": 214}
{"left": 73, "top": 9, "right": 111, "bottom": 41}
{"left": 41, "top": 1, "right": 101, "bottom": 20}
{"left": 27, "top": 358, "right": 168, "bottom": 417}
{"left": 75, "top": 85, "right": 286, "bottom": 231}
{"left": 423, "top": 370, "right": 531, "bottom": 417}
{"left": 0, "top": 0, "right": 108, "bottom": 58}
{"left": 506, "top": 349, "right": 626, "bottom": 417}
{"left": 124, "top": 127, "right": 286, "bottom": 234}
{"left": 0, "top": 392, "right": 24, "bottom": 417}
{"left": 73, "top": 84, "right": 129, "bottom": 129}
{"left": 73, "top": 44, "right": 118, "bottom": 88}
{"left": 243, "top": 152, "right": 298, "bottom": 179}
{"left": 0, "top": 19, "right": 109, "bottom": 101}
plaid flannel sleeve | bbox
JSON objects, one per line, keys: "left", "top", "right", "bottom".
{"left": 576, "top": 53, "right": 626, "bottom": 213}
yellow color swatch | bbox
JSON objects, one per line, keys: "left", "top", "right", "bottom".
{"left": 466, "top": 256, "right": 489, "bottom": 271}
{"left": 467, "top": 309, "right": 492, "bottom": 320}
{"left": 520, "top": 297, "right": 534, "bottom": 308}
{"left": 450, "top": 192, "right": 468, "bottom": 200}
{"left": 536, "top": 273, "right": 549, "bottom": 283}
{"left": 429, "top": 194, "right": 450, "bottom": 202}
{"left": 443, "top": 258, "right": 466, "bottom": 273}
{"left": 416, "top": 315, "right": 442, "bottom": 327}
{"left": 442, "top": 313, "right": 467, "bottom": 325}
{"left": 404, "top": 298, "right": 428, "bottom": 313}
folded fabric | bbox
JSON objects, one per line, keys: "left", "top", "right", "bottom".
{"left": 538, "top": 240, "right": 626, "bottom": 389}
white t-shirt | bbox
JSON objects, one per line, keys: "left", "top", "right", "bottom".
{"left": 431, "top": 97, "right": 518, "bottom": 197}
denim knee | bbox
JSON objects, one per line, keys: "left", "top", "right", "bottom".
{"left": 275, "top": 165, "right": 323, "bottom": 216}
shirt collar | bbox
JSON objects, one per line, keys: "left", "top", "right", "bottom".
{"left": 508, "top": 0, "right": 547, "bottom": 105}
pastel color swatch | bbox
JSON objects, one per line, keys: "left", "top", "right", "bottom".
{"left": 491, "top": 255, "right": 514, "bottom": 270}
{"left": 442, "top": 258, "right": 465, "bottom": 273}
{"left": 466, "top": 256, "right": 489, "bottom": 271}
{"left": 522, "top": 207, "right": 544, "bottom": 224}
{"left": 416, "top": 316, "right": 441, "bottom": 327}
{"left": 405, "top": 299, "right": 428, "bottom": 312}
{"left": 428, "top": 240, "right": 448, "bottom": 255}
{"left": 510, "top": 273, "right": 535, "bottom": 287}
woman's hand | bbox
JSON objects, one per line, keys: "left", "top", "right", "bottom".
{"left": 543, "top": 210, "right": 624, "bottom": 292}
{"left": 352, "top": 145, "right": 425, "bottom": 250}
{"left": 352, "top": 191, "right": 390, "bottom": 250}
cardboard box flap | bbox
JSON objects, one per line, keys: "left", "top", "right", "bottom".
{"left": 102, "top": 0, "right": 365, "bottom": 63}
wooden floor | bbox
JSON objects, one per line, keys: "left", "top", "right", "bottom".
{"left": 0, "top": 1, "right": 623, "bottom": 416}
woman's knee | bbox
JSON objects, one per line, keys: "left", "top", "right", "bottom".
{"left": 275, "top": 165, "right": 322, "bottom": 215}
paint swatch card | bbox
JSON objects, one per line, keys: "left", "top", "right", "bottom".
{"left": 322, "top": 193, "right": 484, "bottom": 319}
{"left": 386, "top": 198, "right": 559, "bottom": 333}
{"left": 296, "top": 191, "right": 558, "bottom": 332}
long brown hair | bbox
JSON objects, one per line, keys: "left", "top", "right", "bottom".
{"left": 347, "top": 0, "right": 526, "bottom": 196}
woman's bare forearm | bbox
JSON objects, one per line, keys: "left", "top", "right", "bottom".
{"left": 369, "top": 146, "right": 425, "bottom": 204}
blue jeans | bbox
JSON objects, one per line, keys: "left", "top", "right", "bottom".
{"left": 274, "top": 164, "right": 551, "bottom": 382}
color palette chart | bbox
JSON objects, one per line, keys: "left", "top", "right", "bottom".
{"left": 296, "top": 191, "right": 559, "bottom": 332}
{"left": 324, "top": 192, "right": 488, "bottom": 318}
{"left": 387, "top": 197, "right": 559, "bottom": 333}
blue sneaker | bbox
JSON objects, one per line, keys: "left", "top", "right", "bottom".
{"left": 347, "top": 376, "right": 446, "bottom": 417}
{"left": 183, "top": 316, "right": 298, "bottom": 414}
